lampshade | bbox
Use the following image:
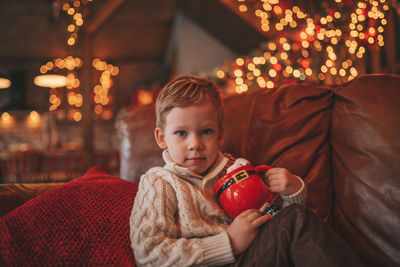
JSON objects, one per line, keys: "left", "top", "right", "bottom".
{"left": 0, "top": 77, "right": 11, "bottom": 89}
{"left": 34, "top": 74, "right": 67, "bottom": 88}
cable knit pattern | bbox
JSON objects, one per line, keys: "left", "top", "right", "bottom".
{"left": 130, "top": 167, "right": 234, "bottom": 267}
{"left": 130, "top": 152, "right": 307, "bottom": 266}
{"left": 281, "top": 176, "right": 308, "bottom": 207}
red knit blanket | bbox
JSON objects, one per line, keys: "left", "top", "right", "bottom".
{"left": 0, "top": 166, "right": 138, "bottom": 266}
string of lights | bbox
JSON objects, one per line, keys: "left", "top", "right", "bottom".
{"left": 37, "top": 0, "right": 119, "bottom": 121}
{"left": 215, "top": 0, "right": 392, "bottom": 93}
{"left": 61, "top": 0, "right": 93, "bottom": 46}
{"left": 39, "top": 56, "right": 83, "bottom": 120}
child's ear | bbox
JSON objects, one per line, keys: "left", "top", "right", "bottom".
{"left": 218, "top": 126, "right": 224, "bottom": 147}
{"left": 154, "top": 127, "right": 167, "bottom": 149}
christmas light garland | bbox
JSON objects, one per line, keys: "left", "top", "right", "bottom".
{"left": 215, "top": 0, "right": 393, "bottom": 93}
{"left": 38, "top": 0, "right": 119, "bottom": 121}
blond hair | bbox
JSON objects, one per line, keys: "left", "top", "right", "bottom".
{"left": 155, "top": 74, "right": 223, "bottom": 131}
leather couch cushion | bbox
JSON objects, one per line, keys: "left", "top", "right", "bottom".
{"left": 0, "top": 183, "right": 61, "bottom": 217}
{"left": 223, "top": 85, "right": 334, "bottom": 221}
{"left": 117, "top": 104, "right": 164, "bottom": 183}
{"left": 0, "top": 166, "right": 138, "bottom": 266}
{"left": 331, "top": 74, "right": 400, "bottom": 266}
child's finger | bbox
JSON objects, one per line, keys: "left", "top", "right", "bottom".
{"left": 265, "top": 173, "right": 280, "bottom": 185}
{"left": 247, "top": 210, "right": 263, "bottom": 221}
{"left": 266, "top": 172, "right": 284, "bottom": 182}
{"left": 237, "top": 209, "right": 259, "bottom": 218}
{"left": 266, "top": 168, "right": 285, "bottom": 176}
{"left": 252, "top": 213, "right": 272, "bottom": 228}
{"left": 268, "top": 177, "right": 283, "bottom": 187}
{"left": 270, "top": 185, "right": 283, "bottom": 193}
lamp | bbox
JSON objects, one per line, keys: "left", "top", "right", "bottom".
{"left": 0, "top": 77, "right": 11, "bottom": 89}
{"left": 33, "top": 74, "right": 67, "bottom": 88}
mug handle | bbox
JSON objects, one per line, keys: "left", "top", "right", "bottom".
{"left": 254, "top": 165, "right": 276, "bottom": 199}
{"left": 254, "top": 164, "right": 272, "bottom": 173}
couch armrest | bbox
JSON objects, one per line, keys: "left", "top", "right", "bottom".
{"left": 0, "top": 183, "right": 62, "bottom": 217}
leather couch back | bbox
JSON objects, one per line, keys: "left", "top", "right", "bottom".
{"left": 330, "top": 74, "right": 400, "bottom": 266}
{"left": 117, "top": 82, "right": 335, "bottom": 221}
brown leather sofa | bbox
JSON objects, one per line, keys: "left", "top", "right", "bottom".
{"left": 1, "top": 74, "right": 399, "bottom": 266}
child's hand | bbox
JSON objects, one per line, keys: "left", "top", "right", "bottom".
{"left": 226, "top": 209, "right": 271, "bottom": 255}
{"left": 265, "top": 168, "right": 302, "bottom": 196}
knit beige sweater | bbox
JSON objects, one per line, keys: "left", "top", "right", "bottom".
{"left": 130, "top": 150, "right": 307, "bottom": 267}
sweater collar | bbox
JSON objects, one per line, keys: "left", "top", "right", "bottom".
{"left": 162, "top": 150, "right": 228, "bottom": 186}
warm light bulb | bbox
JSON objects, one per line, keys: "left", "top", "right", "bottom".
{"left": 235, "top": 77, "right": 244, "bottom": 85}
{"left": 235, "top": 86, "right": 242, "bottom": 94}
{"left": 0, "top": 112, "right": 14, "bottom": 127}
{"left": 235, "top": 58, "right": 244, "bottom": 66}
{"left": 240, "top": 84, "right": 248, "bottom": 92}
{"left": 216, "top": 70, "right": 225, "bottom": 79}
{"left": 0, "top": 77, "right": 11, "bottom": 89}
{"left": 252, "top": 57, "right": 261, "bottom": 65}
{"left": 269, "top": 69, "right": 277, "bottom": 77}
{"left": 234, "top": 69, "right": 243, "bottom": 77}
{"left": 68, "top": 37, "right": 76, "bottom": 46}
{"left": 73, "top": 111, "right": 82, "bottom": 122}
{"left": 1, "top": 112, "right": 10, "bottom": 120}
{"left": 266, "top": 81, "right": 274, "bottom": 89}
{"left": 239, "top": 4, "right": 247, "bottom": 12}
{"left": 68, "top": 24, "right": 75, "bottom": 32}
{"left": 261, "top": 24, "right": 270, "bottom": 31}
{"left": 268, "top": 42, "right": 277, "bottom": 51}
{"left": 26, "top": 111, "right": 41, "bottom": 128}
{"left": 275, "top": 23, "right": 283, "bottom": 31}
{"left": 76, "top": 19, "right": 83, "bottom": 26}
{"left": 34, "top": 74, "right": 67, "bottom": 88}
{"left": 95, "top": 105, "right": 103, "bottom": 115}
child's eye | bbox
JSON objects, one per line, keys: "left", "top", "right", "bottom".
{"left": 202, "top": 129, "right": 214, "bottom": 135}
{"left": 175, "top": 130, "right": 187, "bottom": 137}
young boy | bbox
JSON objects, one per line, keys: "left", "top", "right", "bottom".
{"left": 130, "top": 75, "right": 362, "bottom": 266}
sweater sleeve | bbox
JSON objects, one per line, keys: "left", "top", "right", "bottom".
{"left": 280, "top": 176, "right": 308, "bottom": 207}
{"left": 130, "top": 173, "right": 235, "bottom": 267}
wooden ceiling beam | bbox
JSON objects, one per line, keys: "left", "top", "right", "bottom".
{"left": 180, "top": 0, "right": 267, "bottom": 54}
{"left": 85, "top": 0, "right": 126, "bottom": 36}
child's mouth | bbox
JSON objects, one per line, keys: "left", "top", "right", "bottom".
{"left": 187, "top": 157, "right": 206, "bottom": 163}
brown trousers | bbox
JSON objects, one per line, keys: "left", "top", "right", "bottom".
{"left": 232, "top": 204, "right": 364, "bottom": 267}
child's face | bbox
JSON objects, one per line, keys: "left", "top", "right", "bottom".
{"left": 155, "top": 102, "right": 224, "bottom": 175}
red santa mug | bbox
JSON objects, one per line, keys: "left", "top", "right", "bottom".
{"left": 213, "top": 164, "right": 275, "bottom": 218}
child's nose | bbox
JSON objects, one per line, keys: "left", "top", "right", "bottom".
{"left": 188, "top": 134, "right": 203, "bottom": 150}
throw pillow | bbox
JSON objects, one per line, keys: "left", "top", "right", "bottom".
{"left": 0, "top": 166, "right": 138, "bottom": 266}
